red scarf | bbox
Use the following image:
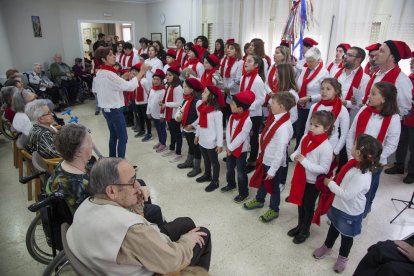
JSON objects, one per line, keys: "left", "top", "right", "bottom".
{"left": 240, "top": 68, "right": 258, "bottom": 91}
{"left": 229, "top": 110, "right": 250, "bottom": 157}
{"left": 312, "top": 159, "right": 359, "bottom": 225}
{"left": 100, "top": 65, "right": 118, "bottom": 74}
{"left": 183, "top": 58, "right": 198, "bottom": 72}
{"left": 221, "top": 56, "right": 237, "bottom": 78}
{"left": 312, "top": 97, "right": 343, "bottom": 119}
{"left": 288, "top": 131, "right": 329, "bottom": 205}
{"left": 327, "top": 61, "right": 343, "bottom": 73}
{"left": 362, "top": 66, "right": 401, "bottom": 104}
{"left": 152, "top": 85, "right": 165, "bottom": 91}
{"left": 267, "top": 64, "right": 279, "bottom": 93}
{"left": 134, "top": 80, "right": 145, "bottom": 102}
{"left": 176, "top": 49, "right": 184, "bottom": 65}
{"left": 355, "top": 106, "right": 392, "bottom": 143}
{"left": 299, "top": 62, "right": 324, "bottom": 99}
{"left": 181, "top": 95, "right": 195, "bottom": 127}
{"left": 200, "top": 68, "right": 217, "bottom": 87}
{"left": 120, "top": 52, "right": 134, "bottom": 68}
{"left": 249, "top": 113, "right": 291, "bottom": 193}
{"left": 161, "top": 85, "right": 175, "bottom": 122}
{"left": 197, "top": 103, "right": 216, "bottom": 128}
{"left": 334, "top": 67, "right": 364, "bottom": 101}
{"left": 168, "top": 60, "right": 181, "bottom": 70}
{"left": 364, "top": 63, "right": 371, "bottom": 76}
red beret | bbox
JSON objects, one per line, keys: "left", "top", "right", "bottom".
{"left": 337, "top": 43, "right": 351, "bottom": 52}
{"left": 131, "top": 63, "right": 141, "bottom": 71}
{"left": 190, "top": 44, "right": 203, "bottom": 58}
{"left": 166, "top": 49, "right": 177, "bottom": 59}
{"left": 303, "top": 37, "right": 318, "bottom": 47}
{"left": 226, "top": 38, "right": 235, "bottom": 44}
{"left": 280, "top": 39, "right": 289, "bottom": 47}
{"left": 234, "top": 90, "right": 255, "bottom": 106}
{"left": 185, "top": 77, "right": 204, "bottom": 91}
{"left": 384, "top": 40, "right": 412, "bottom": 62}
{"left": 365, "top": 43, "right": 381, "bottom": 52}
{"left": 153, "top": 69, "right": 165, "bottom": 79}
{"left": 206, "top": 85, "right": 226, "bottom": 108}
{"left": 167, "top": 65, "right": 180, "bottom": 76}
{"left": 205, "top": 54, "right": 220, "bottom": 67}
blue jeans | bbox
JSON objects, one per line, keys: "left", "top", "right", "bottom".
{"left": 364, "top": 167, "right": 383, "bottom": 217}
{"left": 153, "top": 118, "right": 167, "bottom": 145}
{"left": 102, "top": 108, "right": 128, "bottom": 158}
{"left": 255, "top": 165, "right": 282, "bottom": 211}
{"left": 226, "top": 152, "right": 248, "bottom": 196}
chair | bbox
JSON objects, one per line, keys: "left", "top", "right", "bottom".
{"left": 16, "top": 134, "right": 38, "bottom": 201}
{"left": 61, "top": 223, "right": 97, "bottom": 276}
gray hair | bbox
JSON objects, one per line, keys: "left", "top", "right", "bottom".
{"left": 55, "top": 124, "right": 89, "bottom": 162}
{"left": 12, "top": 90, "right": 29, "bottom": 112}
{"left": 304, "top": 47, "right": 322, "bottom": 61}
{"left": 89, "top": 158, "right": 123, "bottom": 195}
{"left": 25, "top": 99, "right": 49, "bottom": 122}
{"left": 1, "top": 86, "right": 18, "bottom": 105}
{"left": 33, "top": 63, "right": 42, "bottom": 70}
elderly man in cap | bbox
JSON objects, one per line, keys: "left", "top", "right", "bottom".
{"left": 67, "top": 157, "right": 211, "bottom": 275}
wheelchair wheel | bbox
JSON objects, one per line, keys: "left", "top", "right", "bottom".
{"left": 26, "top": 214, "right": 55, "bottom": 264}
{"left": 43, "top": 251, "right": 71, "bottom": 276}
{"left": 0, "top": 113, "right": 18, "bottom": 140}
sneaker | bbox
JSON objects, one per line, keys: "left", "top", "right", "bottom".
{"left": 259, "top": 209, "right": 279, "bottom": 223}
{"left": 169, "top": 154, "right": 183, "bottom": 163}
{"left": 156, "top": 145, "right": 167, "bottom": 153}
{"left": 162, "top": 150, "right": 175, "bottom": 157}
{"left": 220, "top": 185, "right": 236, "bottom": 192}
{"left": 152, "top": 143, "right": 161, "bottom": 149}
{"left": 334, "top": 255, "right": 349, "bottom": 273}
{"left": 313, "top": 244, "right": 332, "bottom": 259}
{"left": 134, "top": 131, "right": 145, "bottom": 138}
{"left": 234, "top": 194, "right": 249, "bottom": 203}
{"left": 205, "top": 181, "right": 219, "bottom": 192}
{"left": 384, "top": 165, "right": 404, "bottom": 174}
{"left": 403, "top": 173, "right": 414, "bottom": 184}
{"left": 243, "top": 198, "right": 264, "bottom": 210}
{"left": 196, "top": 174, "right": 212, "bottom": 183}
{"left": 142, "top": 134, "right": 153, "bottom": 142}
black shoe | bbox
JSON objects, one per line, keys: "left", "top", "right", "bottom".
{"left": 196, "top": 174, "right": 212, "bottom": 183}
{"left": 220, "top": 185, "right": 236, "bottom": 192}
{"left": 205, "top": 181, "right": 219, "bottom": 192}
{"left": 134, "top": 131, "right": 145, "bottom": 138}
{"left": 384, "top": 165, "right": 404, "bottom": 174}
{"left": 187, "top": 168, "right": 201, "bottom": 177}
{"left": 403, "top": 174, "right": 414, "bottom": 184}
{"left": 293, "top": 230, "right": 310, "bottom": 244}
{"left": 287, "top": 225, "right": 301, "bottom": 237}
{"left": 222, "top": 157, "right": 227, "bottom": 162}
{"left": 95, "top": 110, "right": 100, "bottom": 115}
{"left": 234, "top": 194, "right": 249, "bottom": 203}
{"left": 246, "top": 165, "right": 256, "bottom": 174}
{"left": 285, "top": 196, "right": 289, "bottom": 202}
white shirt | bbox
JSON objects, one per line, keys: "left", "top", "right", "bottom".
{"left": 239, "top": 74, "right": 266, "bottom": 117}
{"left": 162, "top": 85, "right": 183, "bottom": 120}
{"left": 226, "top": 115, "right": 252, "bottom": 154}
{"left": 290, "top": 138, "right": 333, "bottom": 184}
{"left": 134, "top": 78, "right": 151, "bottom": 105}
{"left": 146, "top": 88, "right": 165, "bottom": 119}
{"left": 144, "top": 57, "right": 163, "bottom": 83}
{"left": 12, "top": 112, "right": 32, "bottom": 136}
{"left": 305, "top": 103, "right": 350, "bottom": 155}
{"left": 94, "top": 69, "right": 138, "bottom": 109}
{"left": 346, "top": 106, "right": 401, "bottom": 165}
{"left": 222, "top": 59, "right": 243, "bottom": 104}
{"left": 119, "top": 54, "right": 139, "bottom": 69}
{"left": 194, "top": 62, "right": 205, "bottom": 79}
{"left": 327, "top": 62, "right": 341, "bottom": 77}
{"left": 263, "top": 112, "right": 293, "bottom": 176}
{"left": 328, "top": 167, "right": 371, "bottom": 216}
{"left": 336, "top": 67, "right": 370, "bottom": 121}
{"left": 195, "top": 110, "right": 223, "bottom": 149}
{"left": 297, "top": 65, "right": 330, "bottom": 109}
{"left": 373, "top": 68, "right": 413, "bottom": 117}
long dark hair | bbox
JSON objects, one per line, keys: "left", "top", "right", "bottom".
{"left": 248, "top": 54, "right": 265, "bottom": 82}
{"left": 250, "top": 38, "right": 265, "bottom": 59}
{"left": 373, "top": 82, "right": 399, "bottom": 117}
{"left": 355, "top": 134, "right": 382, "bottom": 173}
{"left": 214, "top": 39, "right": 225, "bottom": 59}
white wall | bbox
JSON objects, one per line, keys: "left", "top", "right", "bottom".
{"left": 0, "top": 8, "right": 13, "bottom": 80}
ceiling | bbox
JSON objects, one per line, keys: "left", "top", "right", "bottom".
{"left": 105, "top": 0, "right": 164, "bottom": 4}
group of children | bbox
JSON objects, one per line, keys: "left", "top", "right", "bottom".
{"left": 98, "top": 37, "right": 408, "bottom": 273}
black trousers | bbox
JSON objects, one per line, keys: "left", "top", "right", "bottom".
{"left": 184, "top": 132, "right": 201, "bottom": 159}
{"left": 167, "top": 120, "right": 183, "bottom": 154}
{"left": 353, "top": 235, "right": 414, "bottom": 276}
{"left": 135, "top": 104, "right": 152, "bottom": 134}
{"left": 324, "top": 224, "right": 353, "bottom": 257}
{"left": 395, "top": 123, "right": 414, "bottom": 174}
{"left": 160, "top": 217, "right": 212, "bottom": 271}
{"left": 200, "top": 146, "right": 220, "bottom": 182}
{"left": 298, "top": 183, "right": 320, "bottom": 229}
{"left": 60, "top": 79, "right": 79, "bottom": 103}
{"left": 296, "top": 108, "right": 310, "bottom": 150}
{"left": 248, "top": 116, "right": 263, "bottom": 164}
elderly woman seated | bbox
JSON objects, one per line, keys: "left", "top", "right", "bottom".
{"left": 25, "top": 99, "right": 60, "bottom": 158}
{"left": 29, "top": 63, "right": 62, "bottom": 108}
{"left": 1, "top": 86, "right": 17, "bottom": 122}
{"left": 11, "top": 89, "right": 36, "bottom": 136}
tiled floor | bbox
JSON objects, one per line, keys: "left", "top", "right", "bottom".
{"left": 1, "top": 100, "right": 413, "bottom": 276}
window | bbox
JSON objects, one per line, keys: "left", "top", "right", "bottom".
{"left": 122, "top": 23, "right": 132, "bottom": 42}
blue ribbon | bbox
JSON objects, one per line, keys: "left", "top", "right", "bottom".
{"left": 292, "top": 0, "right": 307, "bottom": 60}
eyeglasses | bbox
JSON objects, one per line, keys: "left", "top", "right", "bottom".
{"left": 41, "top": 111, "right": 53, "bottom": 117}
{"left": 113, "top": 166, "right": 139, "bottom": 187}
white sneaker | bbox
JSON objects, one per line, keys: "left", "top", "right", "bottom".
{"left": 162, "top": 150, "right": 175, "bottom": 157}
{"left": 169, "top": 154, "right": 183, "bottom": 163}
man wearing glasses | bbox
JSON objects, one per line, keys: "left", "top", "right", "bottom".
{"left": 67, "top": 158, "right": 212, "bottom": 275}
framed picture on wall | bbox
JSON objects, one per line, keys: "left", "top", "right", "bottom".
{"left": 31, "top": 16, "right": 42, "bottom": 37}
{"left": 166, "top": 25, "right": 180, "bottom": 48}
{"left": 151, "top": 33, "right": 162, "bottom": 43}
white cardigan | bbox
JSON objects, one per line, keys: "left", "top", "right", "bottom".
{"left": 222, "top": 59, "right": 243, "bottom": 104}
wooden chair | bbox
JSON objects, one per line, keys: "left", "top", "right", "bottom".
{"left": 15, "top": 135, "right": 35, "bottom": 200}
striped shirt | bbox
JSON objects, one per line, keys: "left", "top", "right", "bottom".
{"left": 26, "top": 124, "right": 60, "bottom": 158}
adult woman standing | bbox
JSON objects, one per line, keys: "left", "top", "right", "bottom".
{"left": 94, "top": 47, "right": 146, "bottom": 158}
